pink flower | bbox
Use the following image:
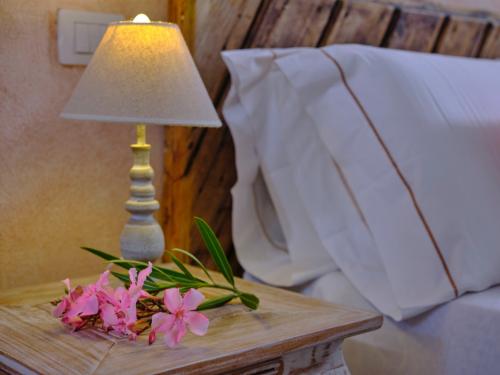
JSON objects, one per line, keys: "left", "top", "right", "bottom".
{"left": 128, "top": 265, "right": 153, "bottom": 300}
{"left": 53, "top": 263, "right": 153, "bottom": 338}
{"left": 98, "top": 262, "right": 153, "bottom": 339}
{"left": 149, "top": 288, "right": 209, "bottom": 348}
{"left": 53, "top": 276, "right": 103, "bottom": 330}
{"left": 89, "top": 270, "right": 111, "bottom": 294}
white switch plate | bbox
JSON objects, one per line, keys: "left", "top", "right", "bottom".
{"left": 57, "top": 9, "right": 124, "bottom": 65}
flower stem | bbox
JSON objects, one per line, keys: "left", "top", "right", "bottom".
{"left": 197, "top": 283, "right": 241, "bottom": 295}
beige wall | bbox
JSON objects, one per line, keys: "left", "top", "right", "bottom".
{"left": 0, "top": 0, "right": 167, "bottom": 290}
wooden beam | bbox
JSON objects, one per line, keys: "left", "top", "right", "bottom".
{"left": 251, "top": 0, "right": 339, "bottom": 48}
{"left": 386, "top": 9, "right": 446, "bottom": 51}
{"left": 195, "top": 0, "right": 263, "bottom": 100}
{"left": 435, "top": 16, "right": 488, "bottom": 56}
{"left": 190, "top": 129, "right": 237, "bottom": 259}
{"left": 480, "top": 23, "right": 500, "bottom": 58}
{"left": 322, "top": 1, "right": 395, "bottom": 46}
{"left": 167, "top": 0, "right": 196, "bottom": 51}
{"left": 162, "top": 0, "right": 197, "bottom": 259}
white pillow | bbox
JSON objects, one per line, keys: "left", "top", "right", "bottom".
{"left": 223, "top": 49, "right": 338, "bottom": 287}
{"left": 223, "top": 45, "right": 500, "bottom": 320}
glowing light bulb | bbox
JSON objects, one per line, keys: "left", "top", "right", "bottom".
{"left": 133, "top": 13, "right": 151, "bottom": 23}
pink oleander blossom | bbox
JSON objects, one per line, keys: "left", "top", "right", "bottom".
{"left": 54, "top": 263, "right": 153, "bottom": 339}
{"left": 53, "top": 273, "right": 107, "bottom": 330}
{"left": 149, "top": 288, "right": 209, "bottom": 348}
{"left": 97, "top": 262, "right": 153, "bottom": 339}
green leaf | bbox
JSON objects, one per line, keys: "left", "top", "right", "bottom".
{"left": 149, "top": 281, "right": 177, "bottom": 292}
{"left": 110, "top": 271, "right": 130, "bottom": 284}
{"left": 179, "top": 286, "right": 191, "bottom": 293}
{"left": 81, "top": 247, "right": 119, "bottom": 261}
{"left": 154, "top": 265, "right": 205, "bottom": 284}
{"left": 170, "top": 248, "right": 215, "bottom": 284}
{"left": 240, "top": 293, "right": 259, "bottom": 310}
{"left": 194, "top": 217, "right": 234, "bottom": 287}
{"left": 197, "top": 294, "right": 237, "bottom": 311}
{"left": 170, "top": 253, "right": 194, "bottom": 279}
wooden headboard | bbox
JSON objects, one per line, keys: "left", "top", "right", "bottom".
{"left": 163, "top": 0, "right": 500, "bottom": 271}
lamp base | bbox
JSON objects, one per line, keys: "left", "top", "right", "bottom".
{"left": 120, "top": 124, "right": 165, "bottom": 261}
{"left": 120, "top": 221, "right": 164, "bottom": 261}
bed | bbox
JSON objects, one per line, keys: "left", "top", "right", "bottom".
{"left": 294, "top": 272, "right": 500, "bottom": 374}
{"left": 207, "top": 1, "right": 500, "bottom": 374}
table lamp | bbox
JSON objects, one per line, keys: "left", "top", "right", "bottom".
{"left": 61, "top": 14, "right": 221, "bottom": 261}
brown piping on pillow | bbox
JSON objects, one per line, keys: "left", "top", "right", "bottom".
{"left": 331, "top": 157, "right": 371, "bottom": 230}
{"left": 320, "top": 49, "right": 459, "bottom": 298}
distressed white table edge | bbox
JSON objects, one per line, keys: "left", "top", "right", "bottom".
{"left": 1, "top": 340, "right": 349, "bottom": 375}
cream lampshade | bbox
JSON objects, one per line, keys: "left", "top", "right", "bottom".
{"left": 61, "top": 14, "right": 221, "bottom": 261}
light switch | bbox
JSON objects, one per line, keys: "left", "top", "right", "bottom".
{"left": 58, "top": 9, "right": 124, "bottom": 65}
{"left": 88, "top": 24, "right": 106, "bottom": 51}
{"left": 74, "top": 23, "right": 90, "bottom": 53}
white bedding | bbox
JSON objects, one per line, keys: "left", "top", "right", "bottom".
{"left": 222, "top": 48, "right": 339, "bottom": 287}
{"left": 290, "top": 271, "right": 500, "bottom": 375}
{"left": 223, "top": 45, "right": 500, "bottom": 321}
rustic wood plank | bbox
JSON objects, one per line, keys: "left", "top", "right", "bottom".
{"left": 182, "top": 79, "right": 241, "bottom": 264}
{"left": 0, "top": 305, "right": 116, "bottom": 375}
{"left": 480, "top": 23, "right": 500, "bottom": 58}
{"left": 214, "top": 202, "right": 236, "bottom": 261}
{"left": 161, "top": 0, "right": 198, "bottom": 257}
{"left": 251, "top": 0, "right": 339, "bottom": 48}
{"left": 167, "top": 0, "right": 196, "bottom": 51}
{"left": 162, "top": 128, "right": 197, "bottom": 256}
{"left": 281, "top": 341, "right": 346, "bottom": 374}
{"left": 435, "top": 15, "right": 488, "bottom": 56}
{"left": 190, "top": 130, "right": 236, "bottom": 261}
{"left": 246, "top": 0, "right": 287, "bottom": 48}
{"left": 387, "top": 9, "right": 446, "bottom": 51}
{"left": 386, "top": 0, "right": 500, "bottom": 18}
{"left": 195, "top": 0, "right": 263, "bottom": 100}
{"left": 193, "top": 194, "right": 235, "bottom": 269}
{"left": 0, "top": 267, "right": 382, "bottom": 375}
{"left": 322, "top": 1, "right": 395, "bottom": 46}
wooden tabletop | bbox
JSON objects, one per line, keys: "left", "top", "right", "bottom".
{"left": 0, "top": 265, "right": 382, "bottom": 375}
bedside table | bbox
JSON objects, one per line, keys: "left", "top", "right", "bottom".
{"left": 0, "top": 266, "right": 382, "bottom": 374}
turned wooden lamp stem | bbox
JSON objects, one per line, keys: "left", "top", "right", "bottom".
{"left": 136, "top": 123, "right": 146, "bottom": 145}
{"left": 119, "top": 124, "right": 165, "bottom": 260}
